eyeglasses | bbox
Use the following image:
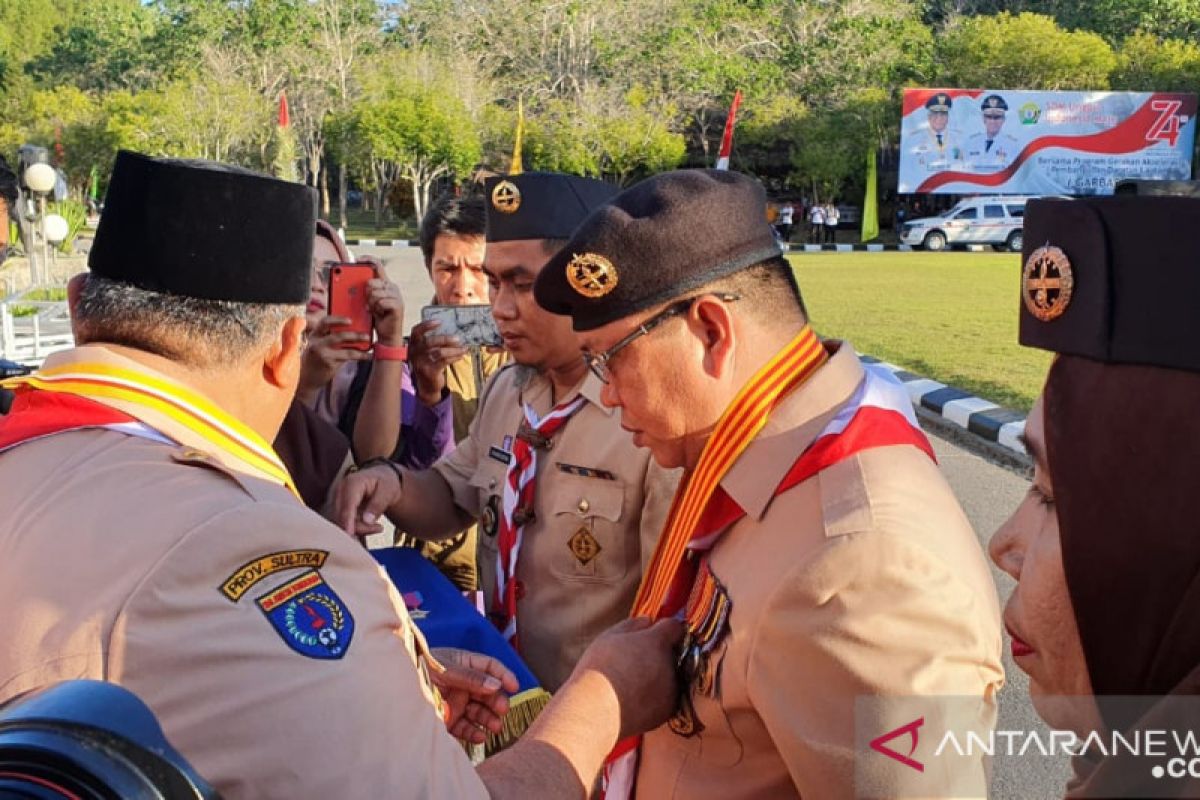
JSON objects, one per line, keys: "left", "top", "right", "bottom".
{"left": 582, "top": 293, "right": 740, "bottom": 384}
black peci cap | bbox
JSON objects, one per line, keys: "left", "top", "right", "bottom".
{"left": 534, "top": 169, "right": 782, "bottom": 331}
{"left": 484, "top": 172, "right": 618, "bottom": 242}
{"left": 1019, "top": 196, "right": 1200, "bottom": 373}
{"left": 88, "top": 151, "right": 316, "bottom": 304}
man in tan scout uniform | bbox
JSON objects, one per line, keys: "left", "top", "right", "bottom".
{"left": 338, "top": 172, "right": 681, "bottom": 692}
{"left": 0, "top": 152, "right": 683, "bottom": 799}
{"left": 535, "top": 169, "right": 1005, "bottom": 798}
{"left": 396, "top": 194, "right": 508, "bottom": 589}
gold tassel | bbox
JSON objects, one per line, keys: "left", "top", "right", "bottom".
{"left": 485, "top": 687, "right": 552, "bottom": 756}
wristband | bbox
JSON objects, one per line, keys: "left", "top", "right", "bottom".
{"left": 374, "top": 343, "right": 407, "bottom": 361}
{"left": 355, "top": 457, "right": 404, "bottom": 487}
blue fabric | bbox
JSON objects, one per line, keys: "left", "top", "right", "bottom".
{"left": 371, "top": 547, "right": 540, "bottom": 692}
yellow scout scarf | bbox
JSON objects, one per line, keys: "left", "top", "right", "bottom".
{"left": 1, "top": 360, "right": 299, "bottom": 498}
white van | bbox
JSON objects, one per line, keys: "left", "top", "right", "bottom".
{"left": 899, "top": 196, "right": 1045, "bottom": 252}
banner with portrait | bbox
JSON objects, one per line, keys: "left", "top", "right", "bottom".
{"left": 898, "top": 88, "right": 1197, "bottom": 195}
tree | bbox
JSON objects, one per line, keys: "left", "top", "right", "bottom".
{"left": 24, "top": 0, "right": 159, "bottom": 92}
{"left": 337, "top": 55, "right": 481, "bottom": 224}
{"left": 936, "top": 12, "right": 1117, "bottom": 89}
{"left": 1111, "top": 31, "right": 1200, "bottom": 91}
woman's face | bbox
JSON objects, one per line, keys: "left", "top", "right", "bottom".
{"left": 989, "top": 396, "right": 1104, "bottom": 735}
{"left": 307, "top": 235, "right": 340, "bottom": 332}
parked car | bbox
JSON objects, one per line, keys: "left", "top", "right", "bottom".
{"left": 898, "top": 196, "right": 1060, "bottom": 252}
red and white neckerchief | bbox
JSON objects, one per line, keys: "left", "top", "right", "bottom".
{"left": 601, "top": 348, "right": 935, "bottom": 799}
{"left": 493, "top": 394, "right": 587, "bottom": 647}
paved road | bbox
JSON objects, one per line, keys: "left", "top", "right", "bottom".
{"left": 358, "top": 244, "right": 1070, "bottom": 798}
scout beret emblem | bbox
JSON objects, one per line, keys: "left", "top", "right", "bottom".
{"left": 566, "top": 252, "right": 619, "bottom": 299}
{"left": 491, "top": 180, "right": 521, "bottom": 214}
{"left": 1023, "top": 244, "right": 1074, "bottom": 322}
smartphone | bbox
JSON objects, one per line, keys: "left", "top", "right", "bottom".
{"left": 328, "top": 263, "right": 375, "bottom": 351}
{"left": 420, "top": 304, "right": 503, "bottom": 348}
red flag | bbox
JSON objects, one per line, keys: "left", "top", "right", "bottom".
{"left": 715, "top": 89, "right": 743, "bottom": 170}
{"left": 278, "top": 92, "right": 290, "bottom": 128}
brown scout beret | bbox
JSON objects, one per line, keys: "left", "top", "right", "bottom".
{"left": 1019, "top": 196, "right": 1200, "bottom": 373}
{"left": 534, "top": 169, "right": 782, "bottom": 331}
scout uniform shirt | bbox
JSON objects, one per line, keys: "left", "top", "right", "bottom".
{"left": 434, "top": 363, "right": 680, "bottom": 691}
{"left": 0, "top": 346, "right": 487, "bottom": 800}
{"left": 635, "top": 344, "right": 1004, "bottom": 799}
{"left": 398, "top": 347, "right": 511, "bottom": 592}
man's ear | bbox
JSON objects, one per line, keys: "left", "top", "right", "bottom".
{"left": 691, "top": 295, "right": 736, "bottom": 379}
{"left": 66, "top": 273, "right": 88, "bottom": 338}
{"left": 263, "top": 315, "right": 307, "bottom": 390}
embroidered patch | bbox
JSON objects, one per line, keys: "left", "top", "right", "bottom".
{"left": 257, "top": 570, "right": 354, "bottom": 660}
{"left": 502, "top": 435, "right": 514, "bottom": 451}
{"left": 220, "top": 549, "right": 329, "bottom": 601}
{"left": 488, "top": 445, "right": 513, "bottom": 465}
{"left": 556, "top": 462, "right": 616, "bottom": 480}
{"left": 568, "top": 527, "right": 602, "bottom": 565}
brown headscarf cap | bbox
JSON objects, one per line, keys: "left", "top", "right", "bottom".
{"left": 1045, "top": 355, "right": 1200, "bottom": 727}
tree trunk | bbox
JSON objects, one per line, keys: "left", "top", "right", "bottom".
{"left": 338, "top": 164, "right": 348, "bottom": 230}
{"left": 411, "top": 172, "right": 423, "bottom": 226}
{"left": 320, "top": 166, "right": 330, "bottom": 218}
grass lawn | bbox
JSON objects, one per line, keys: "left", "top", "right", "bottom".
{"left": 790, "top": 252, "right": 1052, "bottom": 412}
{"left": 323, "top": 208, "right": 417, "bottom": 242}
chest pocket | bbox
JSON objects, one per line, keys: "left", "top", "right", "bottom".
{"left": 547, "top": 473, "right": 629, "bottom": 583}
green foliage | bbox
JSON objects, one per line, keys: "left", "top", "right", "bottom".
{"left": 47, "top": 199, "right": 85, "bottom": 254}
{"left": 936, "top": 12, "right": 1117, "bottom": 89}
{"left": 9, "top": 286, "right": 68, "bottom": 317}
{"left": 24, "top": 0, "right": 159, "bottom": 92}
{"left": 1112, "top": 31, "right": 1200, "bottom": 91}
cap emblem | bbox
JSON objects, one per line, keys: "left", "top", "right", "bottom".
{"left": 491, "top": 180, "right": 521, "bottom": 214}
{"left": 566, "top": 252, "right": 619, "bottom": 299}
{"left": 1023, "top": 244, "right": 1074, "bottom": 322}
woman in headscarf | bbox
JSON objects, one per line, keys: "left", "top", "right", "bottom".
{"left": 989, "top": 195, "right": 1200, "bottom": 798}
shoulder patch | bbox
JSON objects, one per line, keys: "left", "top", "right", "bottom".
{"left": 256, "top": 569, "right": 354, "bottom": 660}
{"left": 220, "top": 549, "right": 329, "bottom": 601}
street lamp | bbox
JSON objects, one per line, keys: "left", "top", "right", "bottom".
{"left": 23, "top": 162, "right": 56, "bottom": 288}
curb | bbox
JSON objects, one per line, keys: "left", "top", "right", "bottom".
{"left": 860, "top": 355, "right": 1029, "bottom": 463}
{"left": 342, "top": 240, "right": 999, "bottom": 254}
{"left": 345, "top": 238, "right": 419, "bottom": 248}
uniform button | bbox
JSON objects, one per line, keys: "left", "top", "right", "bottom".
{"left": 178, "top": 447, "right": 206, "bottom": 460}
{"left": 578, "top": 498, "right": 590, "bottom": 513}
{"left": 489, "top": 478, "right": 497, "bottom": 490}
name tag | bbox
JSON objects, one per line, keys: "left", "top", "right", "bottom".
{"left": 556, "top": 462, "right": 616, "bottom": 480}
{"left": 488, "top": 446, "right": 512, "bottom": 465}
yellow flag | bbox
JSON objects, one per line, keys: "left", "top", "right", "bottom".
{"left": 861, "top": 148, "right": 879, "bottom": 242}
{"left": 510, "top": 98, "right": 524, "bottom": 175}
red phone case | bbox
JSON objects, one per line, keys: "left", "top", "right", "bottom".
{"left": 327, "top": 264, "right": 374, "bottom": 351}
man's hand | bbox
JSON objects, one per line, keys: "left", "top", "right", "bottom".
{"left": 573, "top": 617, "right": 685, "bottom": 739}
{"left": 408, "top": 320, "right": 468, "bottom": 406}
{"left": 334, "top": 463, "right": 403, "bottom": 536}
{"left": 429, "top": 648, "right": 520, "bottom": 744}
{"left": 299, "top": 315, "right": 370, "bottom": 397}
{"left": 363, "top": 264, "right": 405, "bottom": 346}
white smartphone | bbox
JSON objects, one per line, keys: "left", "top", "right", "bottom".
{"left": 420, "top": 304, "right": 503, "bottom": 348}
